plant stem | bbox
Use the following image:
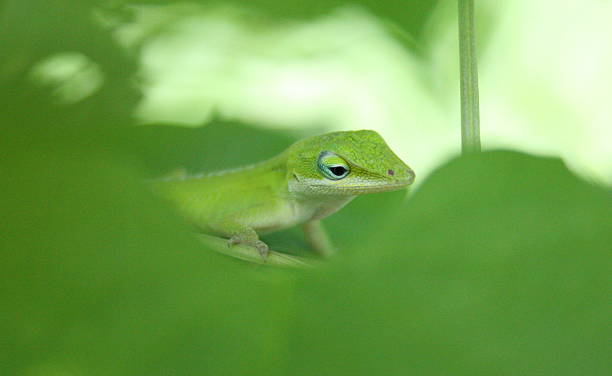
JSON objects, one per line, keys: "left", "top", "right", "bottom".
{"left": 458, "top": 0, "right": 481, "bottom": 154}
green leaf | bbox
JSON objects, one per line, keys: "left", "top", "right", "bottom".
{"left": 289, "top": 151, "right": 611, "bottom": 375}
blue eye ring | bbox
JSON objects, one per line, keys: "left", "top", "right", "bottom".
{"left": 317, "top": 151, "right": 350, "bottom": 180}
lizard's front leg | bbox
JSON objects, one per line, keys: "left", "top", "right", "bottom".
{"left": 302, "top": 220, "right": 335, "bottom": 258}
{"left": 209, "top": 220, "right": 269, "bottom": 259}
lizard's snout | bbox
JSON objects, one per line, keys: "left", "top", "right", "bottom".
{"left": 404, "top": 167, "right": 416, "bottom": 185}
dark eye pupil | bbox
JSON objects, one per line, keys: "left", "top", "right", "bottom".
{"left": 329, "top": 166, "right": 347, "bottom": 176}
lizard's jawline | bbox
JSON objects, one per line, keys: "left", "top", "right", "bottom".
{"left": 308, "top": 182, "right": 410, "bottom": 194}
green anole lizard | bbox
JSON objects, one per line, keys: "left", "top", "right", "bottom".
{"left": 154, "top": 130, "right": 415, "bottom": 258}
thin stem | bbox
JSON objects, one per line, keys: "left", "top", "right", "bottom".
{"left": 198, "top": 234, "right": 316, "bottom": 268}
{"left": 458, "top": 0, "right": 481, "bottom": 154}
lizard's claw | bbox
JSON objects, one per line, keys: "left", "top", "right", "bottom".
{"left": 228, "top": 236, "right": 269, "bottom": 260}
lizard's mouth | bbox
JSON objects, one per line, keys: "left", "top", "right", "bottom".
{"left": 340, "top": 182, "right": 411, "bottom": 194}
{"left": 289, "top": 173, "right": 414, "bottom": 196}
{"left": 309, "top": 180, "right": 412, "bottom": 195}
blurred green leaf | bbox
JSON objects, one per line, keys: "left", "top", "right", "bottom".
{"left": 1, "top": 1, "right": 139, "bottom": 126}
{"left": 289, "top": 151, "right": 611, "bottom": 376}
{"left": 0, "top": 99, "right": 299, "bottom": 376}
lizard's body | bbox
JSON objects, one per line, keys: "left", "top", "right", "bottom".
{"left": 154, "top": 130, "right": 414, "bottom": 257}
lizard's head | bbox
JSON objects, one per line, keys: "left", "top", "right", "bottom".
{"left": 286, "top": 130, "right": 415, "bottom": 196}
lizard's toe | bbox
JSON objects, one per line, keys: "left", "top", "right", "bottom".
{"left": 227, "top": 236, "right": 269, "bottom": 261}
{"left": 227, "top": 235, "right": 241, "bottom": 247}
{"left": 253, "top": 240, "right": 269, "bottom": 259}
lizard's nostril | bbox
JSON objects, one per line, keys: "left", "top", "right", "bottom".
{"left": 387, "top": 169, "right": 395, "bottom": 176}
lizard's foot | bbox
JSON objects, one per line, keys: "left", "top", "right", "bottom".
{"left": 228, "top": 235, "right": 269, "bottom": 260}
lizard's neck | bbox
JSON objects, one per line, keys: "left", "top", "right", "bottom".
{"left": 292, "top": 193, "right": 356, "bottom": 222}
{"left": 311, "top": 196, "right": 356, "bottom": 221}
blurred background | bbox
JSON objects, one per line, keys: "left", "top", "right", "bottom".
{"left": 2, "top": 1, "right": 610, "bottom": 375}
{"left": 9, "top": 0, "right": 612, "bottom": 183}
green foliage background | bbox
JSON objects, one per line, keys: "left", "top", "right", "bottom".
{"left": 1, "top": 1, "right": 610, "bottom": 375}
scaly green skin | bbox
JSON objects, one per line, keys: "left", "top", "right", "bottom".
{"left": 154, "top": 130, "right": 415, "bottom": 258}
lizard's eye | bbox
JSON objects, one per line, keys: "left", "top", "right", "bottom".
{"left": 317, "top": 151, "right": 350, "bottom": 180}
